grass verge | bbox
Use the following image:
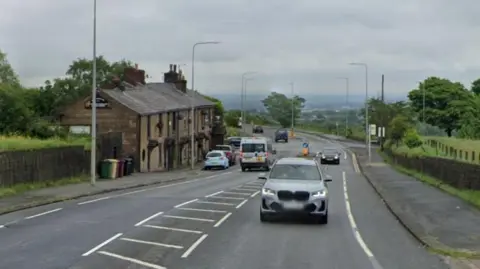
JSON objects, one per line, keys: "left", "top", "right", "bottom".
{"left": 0, "top": 135, "right": 91, "bottom": 151}
{"left": 378, "top": 150, "right": 480, "bottom": 258}
{"left": 0, "top": 176, "right": 89, "bottom": 198}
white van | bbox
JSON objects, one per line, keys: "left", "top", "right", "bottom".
{"left": 239, "top": 137, "right": 276, "bottom": 172}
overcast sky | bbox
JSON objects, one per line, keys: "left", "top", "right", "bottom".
{"left": 1, "top": 0, "right": 480, "bottom": 97}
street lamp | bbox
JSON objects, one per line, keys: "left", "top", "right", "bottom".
{"left": 91, "top": 0, "right": 97, "bottom": 186}
{"left": 241, "top": 72, "right": 257, "bottom": 132}
{"left": 244, "top": 78, "right": 255, "bottom": 129}
{"left": 289, "top": 82, "right": 295, "bottom": 133}
{"left": 337, "top": 77, "right": 349, "bottom": 137}
{"left": 349, "top": 62, "right": 370, "bottom": 163}
{"left": 190, "top": 41, "right": 220, "bottom": 170}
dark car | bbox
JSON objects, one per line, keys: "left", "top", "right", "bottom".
{"left": 274, "top": 128, "right": 289, "bottom": 143}
{"left": 317, "top": 148, "right": 341, "bottom": 165}
{"left": 252, "top": 125, "right": 263, "bottom": 133}
{"left": 213, "top": 145, "right": 236, "bottom": 165}
{"left": 227, "top": 136, "right": 241, "bottom": 149}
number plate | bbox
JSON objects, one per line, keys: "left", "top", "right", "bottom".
{"left": 283, "top": 202, "right": 304, "bottom": 210}
{"left": 257, "top": 156, "right": 263, "bottom": 161}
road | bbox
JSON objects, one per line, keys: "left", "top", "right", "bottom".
{"left": 0, "top": 128, "right": 450, "bottom": 269}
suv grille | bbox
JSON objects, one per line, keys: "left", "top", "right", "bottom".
{"left": 277, "top": 191, "right": 310, "bottom": 201}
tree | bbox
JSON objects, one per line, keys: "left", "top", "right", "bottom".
{"left": 224, "top": 110, "right": 241, "bottom": 127}
{"left": 262, "top": 92, "right": 305, "bottom": 128}
{"left": 408, "top": 77, "right": 473, "bottom": 136}
{"left": 389, "top": 115, "right": 410, "bottom": 147}
{"left": 0, "top": 49, "right": 20, "bottom": 87}
{"left": 471, "top": 78, "right": 480, "bottom": 96}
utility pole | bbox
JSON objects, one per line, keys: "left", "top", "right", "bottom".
{"left": 90, "top": 0, "right": 97, "bottom": 186}
{"left": 290, "top": 82, "right": 294, "bottom": 131}
{"left": 380, "top": 74, "right": 385, "bottom": 151}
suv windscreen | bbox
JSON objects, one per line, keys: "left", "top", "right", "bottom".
{"left": 269, "top": 164, "right": 321, "bottom": 180}
{"left": 207, "top": 152, "right": 222, "bottom": 158}
{"left": 242, "top": 143, "right": 265, "bottom": 152}
{"left": 323, "top": 149, "right": 337, "bottom": 155}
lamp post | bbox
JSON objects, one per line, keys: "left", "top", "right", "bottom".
{"left": 244, "top": 78, "right": 255, "bottom": 128}
{"left": 337, "top": 77, "right": 349, "bottom": 137}
{"left": 289, "top": 82, "right": 295, "bottom": 132}
{"left": 90, "top": 0, "right": 97, "bottom": 186}
{"left": 190, "top": 41, "right": 220, "bottom": 170}
{"left": 349, "top": 62, "right": 370, "bottom": 163}
{"left": 241, "top": 72, "right": 257, "bottom": 132}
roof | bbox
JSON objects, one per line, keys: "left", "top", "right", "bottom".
{"left": 275, "top": 157, "right": 317, "bottom": 166}
{"left": 101, "top": 82, "right": 215, "bottom": 115}
{"left": 241, "top": 137, "right": 268, "bottom": 143}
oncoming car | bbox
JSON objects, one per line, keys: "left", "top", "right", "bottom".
{"left": 259, "top": 157, "right": 332, "bottom": 224}
{"left": 204, "top": 150, "right": 229, "bottom": 170}
{"left": 317, "top": 148, "right": 341, "bottom": 165}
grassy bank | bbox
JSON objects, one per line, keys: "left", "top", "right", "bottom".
{"left": 0, "top": 135, "right": 91, "bottom": 151}
{"left": 0, "top": 176, "right": 89, "bottom": 198}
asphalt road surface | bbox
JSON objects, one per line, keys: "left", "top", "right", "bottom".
{"left": 0, "top": 129, "right": 450, "bottom": 269}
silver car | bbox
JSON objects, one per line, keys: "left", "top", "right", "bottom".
{"left": 258, "top": 157, "right": 332, "bottom": 224}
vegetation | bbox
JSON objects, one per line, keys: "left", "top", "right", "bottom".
{"left": 0, "top": 176, "right": 88, "bottom": 198}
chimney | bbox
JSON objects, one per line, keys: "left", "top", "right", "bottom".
{"left": 124, "top": 67, "right": 146, "bottom": 86}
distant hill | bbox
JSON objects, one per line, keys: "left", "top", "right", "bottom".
{"left": 212, "top": 93, "right": 407, "bottom": 111}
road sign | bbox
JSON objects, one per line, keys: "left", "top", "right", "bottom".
{"left": 369, "top": 124, "right": 377, "bottom": 135}
{"left": 303, "top": 142, "right": 309, "bottom": 148}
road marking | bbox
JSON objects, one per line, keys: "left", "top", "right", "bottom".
{"left": 195, "top": 201, "right": 235, "bottom": 206}
{"left": 250, "top": 191, "right": 260, "bottom": 197}
{"left": 25, "top": 208, "right": 63, "bottom": 219}
{"left": 120, "top": 238, "right": 184, "bottom": 249}
{"left": 208, "top": 196, "right": 244, "bottom": 200}
{"left": 235, "top": 199, "right": 248, "bottom": 209}
{"left": 134, "top": 211, "right": 164, "bottom": 227}
{"left": 223, "top": 191, "right": 251, "bottom": 196}
{"left": 78, "top": 196, "right": 111, "bottom": 205}
{"left": 98, "top": 251, "right": 166, "bottom": 269}
{"left": 162, "top": 215, "right": 215, "bottom": 222}
{"left": 0, "top": 225, "right": 4, "bottom": 229}
{"left": 236, "top": 187, "right": 259, "bottom": 192}
{"left": 177, "top": 208, "right": 228, "bottom": 213}
{"left": 204, "top": 175, "right": 217, "bottom": 179}
{"left": 214, "top": 213, "right": 232, "bottom": 227}
{"left": 205, "top": 191, "right": 224, "bottom": 197}
{"left": 181, "top": 234, "right": 208, "bottom": 258}
{"left": 174, "top": 199, "right": 199, "bottom": 208}
{"left": 352, "top": 153, "right": 360, "bottom": 173}
{"left": 343, "top": 171, "right": 383, "bottom": 268}
{"left": 82, "top": 233, "right": 123, "bottom": 256}
{"left": 344, "top": 152, "right": 348, "bottom": 160}
{"left": 143, "top": 224, "right": 203, "bottom": 234}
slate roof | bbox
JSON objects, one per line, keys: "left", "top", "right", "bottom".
{"left": 101, "top": 82, "right": 215, "bottom": 115}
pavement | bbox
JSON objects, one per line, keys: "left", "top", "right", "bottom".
{"left": 0, "top": 125, "right": 460, "bottom": 269}
{"left": 0, "top": 165, "right": 204, "bottom": 215}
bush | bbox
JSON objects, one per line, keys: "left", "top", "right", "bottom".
{"left": 403, "top": 128, "right": 423, "bottom": 149}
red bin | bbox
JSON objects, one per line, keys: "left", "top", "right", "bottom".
{"left": 117, "top": 159, "right": 125, "bottom": 178}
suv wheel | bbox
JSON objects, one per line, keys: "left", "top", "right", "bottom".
{"left": 241, "top": 166, "right": 246, "bottom": 172}
{"left": 318, "top": 211, "right": 328, "bottom": 224}
{"left": 260, "top": 212, "right": 269, "bottom": 222}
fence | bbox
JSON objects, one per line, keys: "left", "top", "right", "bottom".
{"left": 424, "top": 139, "right": 480, "bottom": 164}
{"left": 0, "top": 146, "right": 90, "bottom": 187}
{"left": 384, "top": 149, "right": 480, "bottom": 190}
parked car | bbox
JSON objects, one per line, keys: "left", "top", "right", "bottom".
{"left": 204, "top": 150, "right": 229, "bottom": 170}
{"left": 252, "top": 125, "right": 264, "bottom": 133}
{"left": 274, "top": 128, "right": 289, "bottom": 143}
{"left": 258, "top": 157, "right": 332, "bottom": 224}
{"left": 213, "top": 144, "right": 236, "bottom": 165}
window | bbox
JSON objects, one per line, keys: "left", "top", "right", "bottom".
{"left": 241, "top": 143, "right": 265, "bottom": 153}
{"left": 214, "top": 145, "right": 231, "bottom": 151}
{"left": 269, "top": 164, "right": 321, "bottom": 180}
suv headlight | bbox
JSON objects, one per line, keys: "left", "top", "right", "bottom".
{"left": 334, "top": 155, "right": 338, "bottom": 159}
{"left": 262, "top": 188, "right": 276, "bottom": 196}
{"left": 312, "top": 189, "right": 327, "bottom": 197}
{"left": 321, "top": 155, "right": 326, "bottom": 158}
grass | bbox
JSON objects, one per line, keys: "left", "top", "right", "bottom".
{"left": 0, "top": 176, "right": 89, "bottom": 198}
{"left": 0, "top": 135, "right": 91, "bottom": 152}
{"left": 226, "top": 127, "right": 240, "bottom": 137}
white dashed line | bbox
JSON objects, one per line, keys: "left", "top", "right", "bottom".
{"left": 98, "top": 251, "right": 166, "bottom": 269}
{"left": 177, "top": 208, "right": 228, "bottom": 213}
{"left": 250, "top": 191, "right": 260, "bottom": 198}
{"left": 204, "top": 175, "right": 217, "bottom": 179}
{"left": 181, "top": 234, "right": 208, "bottom": 258}
{"left": 195, "top": 201, "right": 235, "bottom": 206}
{"left": 82, "top": 233, "right": 123, "bottom": 256}
{"left": 205, "top": 191, "right": 224, "bottom": 197}
{"left": 25, "top": 208, "right": 63, "bottom": 219}
{"left": 208, "top": 196, "right": 244, "bottom": 200}
{"left": 214, "top": 213, "right": 232, "bottom": 227}
{"left": 162, "top": 215, "right": 215, "bottom": 222}
{"left": 120, "top": 238, "right": 184, "bottom": 249}
{"left": 0, "top": 225, "right": 4, "bottom": 229}
{"left": 134, "top": 211, "right": 164, "bottom": 227}
{"left": 174, "top": 199, "right": 199, "bottom": 208}
{"left": 143, "top": 224, "right": 203, "bottom": 234}
{"left": 236, "top": 187, "right": 259, "bottom": 192}
{"left": 235, "top": 199, "right": 248, "bottom": 209}
{"left": 78, "top": 196, "right": 111, "bottom": 205}
{"left": 223, "top": 191, "right": 251, "bottom": 196}
{"left": 343, "top": 171, "right": 383, "bottom": 268}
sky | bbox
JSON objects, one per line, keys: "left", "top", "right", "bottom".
{"left": 1, "top": 0, "right": 480, "bottom": 98}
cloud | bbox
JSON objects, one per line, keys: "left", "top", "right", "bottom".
{"left": 1, "top": 0, "right": 480, "bottom": 97}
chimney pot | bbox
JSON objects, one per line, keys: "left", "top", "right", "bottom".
{"left": 173, "top": 65, "right": 177, "bottom": 73}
